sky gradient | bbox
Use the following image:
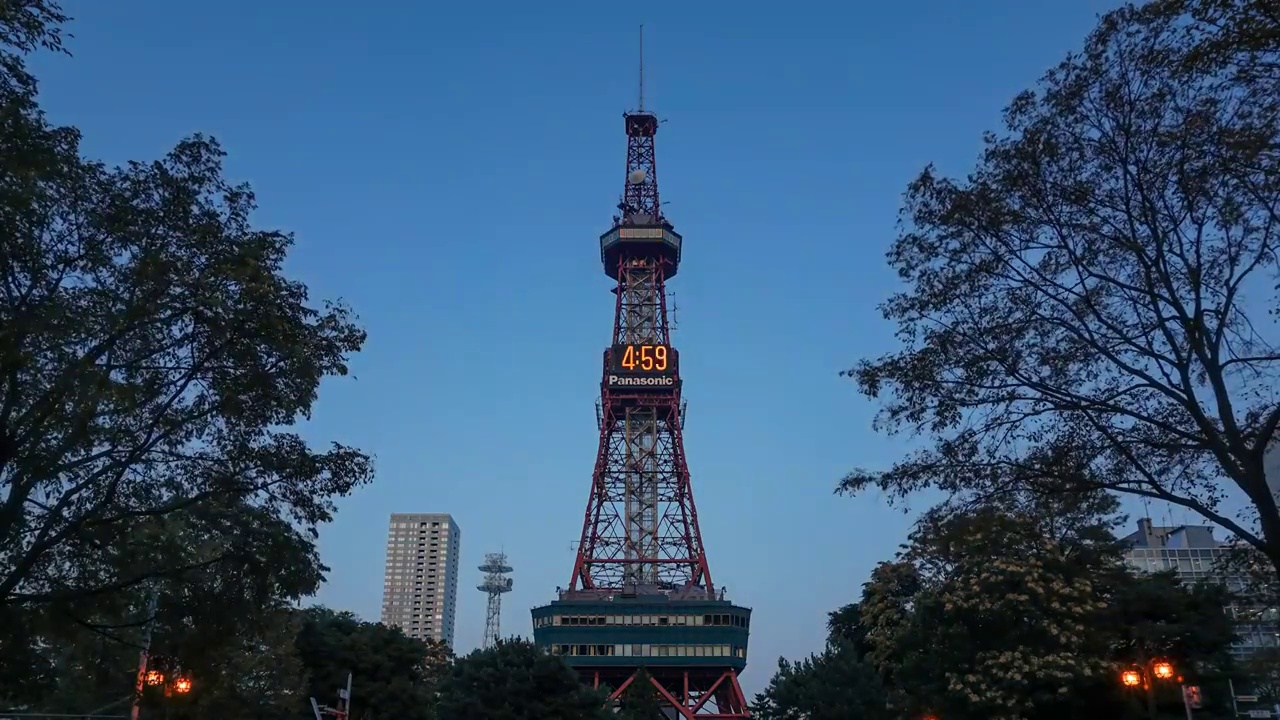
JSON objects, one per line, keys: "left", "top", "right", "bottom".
{"left": 33, "top": 0, "right": 1129, "bottom": 694}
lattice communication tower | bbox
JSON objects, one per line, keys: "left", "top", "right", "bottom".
{"left": 477, "top": 552, "right": 513, "bottom": 650}
{"left": 531, "top": 27, "right": 752, "bottom": 719}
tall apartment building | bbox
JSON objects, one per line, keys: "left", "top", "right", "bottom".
{"left": 1120, "top": 517, "right": 1277, "bottom": 658}
{"left": 380, "top": 513, "right": 461, "bottom": 646}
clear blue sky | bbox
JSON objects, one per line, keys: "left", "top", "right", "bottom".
{"left": 33, "top": 0, "right": 1123, "bottom": 694}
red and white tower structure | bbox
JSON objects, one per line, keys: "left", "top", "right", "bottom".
{"left": 531, "top": 29, "right": 752, "bottom": 719}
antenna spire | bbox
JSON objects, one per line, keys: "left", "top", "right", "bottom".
{"left": 638, "top": 24, "right": 645, "bottom": 112}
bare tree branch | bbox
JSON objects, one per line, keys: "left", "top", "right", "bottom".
{"left": 843, "top": 0, "right": 1280, "bottom": 576}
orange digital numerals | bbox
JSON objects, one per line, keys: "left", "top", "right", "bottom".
{"left": 619, "top": 344, "right": 668, "bottom": 372}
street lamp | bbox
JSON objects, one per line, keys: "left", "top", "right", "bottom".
{"left": 1119, "top": 659, "right": 1177, "bottom": 688}
{"left": 157, "top": 674, "right": 194, "bottom": 720}
{"left": 1120, "top": 659, "right": 1178, "bottom": 720}
{"left": 144, "top": 670, "right": 165, "bottom": 686}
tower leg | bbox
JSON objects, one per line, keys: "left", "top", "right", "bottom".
{"left": 482, "top": 593, "right": 502, "bottom": 648}
{"left": 607, "top": 667, "right": 750, "bottom": 719}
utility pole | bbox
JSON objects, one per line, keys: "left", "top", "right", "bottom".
{"left": 340, "top": 673, "right": 352, "bottom": 719}
{"left": 310, "top": 673, "right": 352, "bottom": 720}
{"left": 129, "top": 588, "right": 160, "bottom": 720}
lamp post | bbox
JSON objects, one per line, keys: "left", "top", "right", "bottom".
{"left": 1120, "top": 659, "right": 1177, "bottom": 720}
{"left": 130, "top": 589, "right": 161, "bottom": 720}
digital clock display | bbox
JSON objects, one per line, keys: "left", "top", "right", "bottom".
{"left": 604, "top": 344, "right": 681, "bottom": 392}
{"left": 609, "top": 344, "right": 679, "bottom": 375}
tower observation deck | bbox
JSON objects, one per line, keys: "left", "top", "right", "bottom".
{"left": 531, "top": 31, "right": 752, "bottom": 720}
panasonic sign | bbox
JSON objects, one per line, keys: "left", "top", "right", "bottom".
{"left": 607, "top": 375, "right": 676, "bottom": 388}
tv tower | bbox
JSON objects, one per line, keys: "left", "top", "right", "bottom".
{"left": 477, "top": 552, "right": 513, "bottom": 649}
{"left": 531, "top": 27, "right": 751, "bottom": 719}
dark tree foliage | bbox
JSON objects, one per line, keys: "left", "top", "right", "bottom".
{"left": 174, "top": 608, "right": 306, "bottom": 720}
{"left": 1106, "top": 570, "right": 1238, "bottom": 672}
{"left": 7, "top": 604, "right": 450, "bottom": 719}
{"left": 842, "top": 0, "right": 1280, "bottom": 578}
{"left": 434, "top": 639, "right": 609, "bottom": 720}
{"left": 752, "top": 603, "right": 889, "bottom": 720}
{"left": 126, "top": 512, "right": 324, "bottom": 719}
{"left": 1, "top": 511, "right": 324, "bottom": 715}
{"left": 0, "top": 2, "right": 372, "bottom": 705}
{"left": 107, "top": 604, "right": 308, "bottom": 720}
{"left": 295, "top": 607, "right": 451, "bottom": 720}
{"left": 1153, "top": 0, "right": 1280, "bottom": 81}
{"left": 873, "top": 512, "right": 1115, "bottom": 719}
{"left": 1241, "top": 646, "right": 1280, "bottom": 701}
{"left": 613, "top": 668, "right": 667, "bottom": 720}
{"left": 825, "top": 603, "right": 872, "bottom": 655}
{"left": 0, "top": 1, "right": 371, "bottom": 609}
{"left": 0, "top": 0, "right": 68, "bottom": 94}
{"left": 851, "top": 496, "right": 1240, "bottom": 720}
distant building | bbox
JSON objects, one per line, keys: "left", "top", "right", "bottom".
{"left": 1120, "top": 517, "right": 1277, "bottom": 658}
{"left": 380, "top": 513, "right": 461, "bottom": 646}
{"left": 1264, "top": 440, "right": 1280, "bottom": 503}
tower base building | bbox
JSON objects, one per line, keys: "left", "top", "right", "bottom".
{"left": 533, "top": 586, "right": 750, "bottom": 717}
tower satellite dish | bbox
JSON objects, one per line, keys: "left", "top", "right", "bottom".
{"left": 627, "top": 169, "right": 646, "bottom": 185}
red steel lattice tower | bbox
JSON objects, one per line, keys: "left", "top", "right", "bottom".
{"left": 532, "top": 28, "right": 751, "bottom": 720}
{"left": 568, "top": 112, "right": 714, "bottom": 597}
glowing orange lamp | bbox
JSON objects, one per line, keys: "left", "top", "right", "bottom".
{"left": 1121, "top": 669, "right": 1142, "bottom": 687}
{"left": 144, "top": 670, "right": 164, "bottom": 686}
{"left": 172, "top": 676, "right": 192, "bottom": 694}
{"left": 1152, "top": 661, "right": 1175, "bottom": 680}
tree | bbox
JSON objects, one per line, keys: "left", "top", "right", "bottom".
{"left": 1106, "top": 570, "right": 1237, "bottom": 673}
{"left": 853, "top": 497, "right": 1239, "bottom": 720}
{"left": 0, "top": 0, "right": 68, "bottom": 94}
{"left": 1104, "top": 570, "right": 1238, "bottom": 719}
{"left": 178, "top": 607, "right": 308, "bottom": 720}
{"left": 9, "top": 603, "right": 450, "bottom": 719}
{"left": 126, "top": 510, "right": 326, "bottom": 719}
{"left": 433, "top": 639, "right": 609, "bottom": 720}
{"left": 614, "top": 668, "right": 666, "bottom": 720}
{"left": 0, "top": 509, "right": 325, "bottom": 716}
{"left": 1241, "top": 647, "right": 1280, "bottom": 701}
{"left": 868, "top": 511, "right": 1113, "bottom": 719}
{"left": 294, "top": 607, "right": 451, "bottom": 720}
{"left": 0, "top": 603, "right": 120, "bottom": 711}
{"left": 752, "top": 605, "right": 889, "bottom": 720}
{"left": 0, "top": 2, "right": 372, "bottom": 609}
{"left": 841, "top": 0, "right": 1280, "bottom": 579}
{"left": 1153, "top": 0, "right": 1280, "bottom": 81}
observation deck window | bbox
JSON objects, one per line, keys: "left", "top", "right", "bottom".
{"left": 552, "top": 643, "right": 738, "bottom": 658}
{"left": 535, "top": 612, "right": 749, "bottom": 629}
